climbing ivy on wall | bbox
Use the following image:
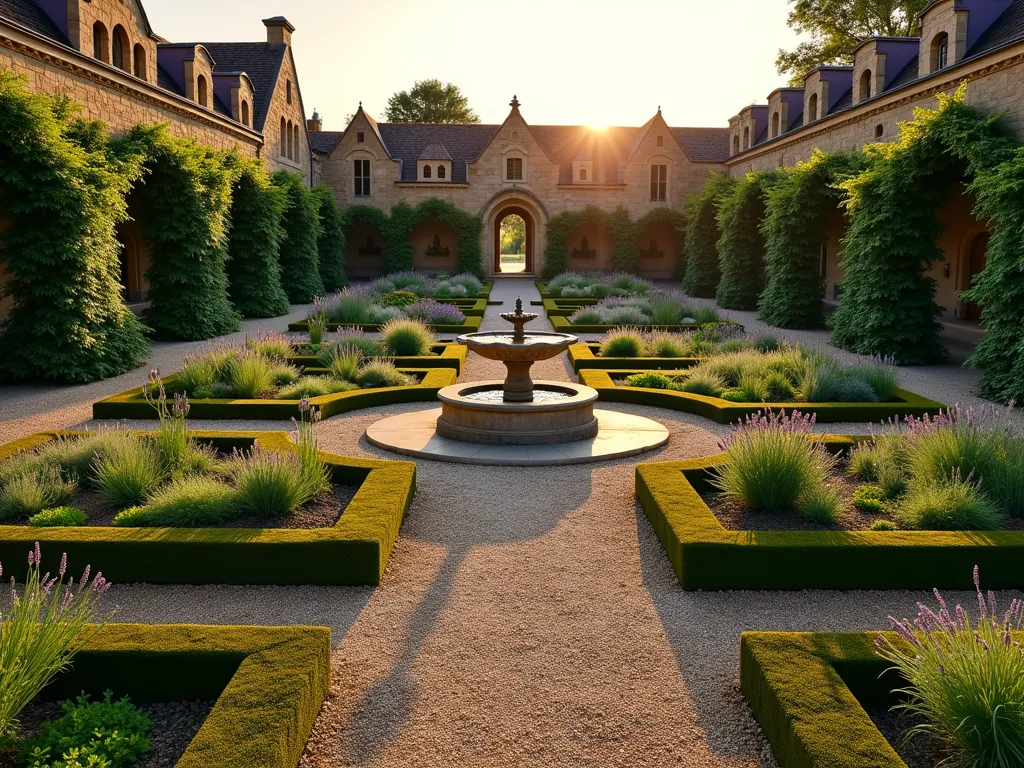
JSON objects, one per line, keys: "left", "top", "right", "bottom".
{"left": 633, "top": 207, "right": 687, "bottom": 275}
{"left": 383, "top": 198, "right": 484, "bottom": 278}
{"left": 715, "top": 171, "right": 781, "bottom": 311}
{"left": 225, "top": 158, "right": 290, "bottom": 318}
{"left": 273, "top": 171, "right": 324, "bottom": 303}
{"left": 683, "top": 172, "right": 734, "bottom": 298}
{"left": 120, "top": 125, "right": 240, "bottom": 340}
{"left": 0, "top": 72, "right": 149, "bottom": 382}
{"left": 541, "top": 205, "right": 608, "bottom": 280}
{"left": 312, "top": 185, "right": 348, "bottom": 292}
{"left": 758, "top": 150, "right": 865, "bottom": 329}
{"left": 605, "top": 206, "right": 637, "bottom": 273}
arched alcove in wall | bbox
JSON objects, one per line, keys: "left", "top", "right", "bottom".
{"left": 635, "top": 219, "right": 679, "bottom": 279}
{"left": 345, "top": 220, "right": 387, "bottom": 277}
{"left": 411, "top": 218, "right": 458, "bottom": 272}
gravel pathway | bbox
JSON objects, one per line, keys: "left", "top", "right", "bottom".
{"left": 3, "top": 280, "right": 1019, "bottom": 767}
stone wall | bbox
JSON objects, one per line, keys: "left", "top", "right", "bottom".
{"left": 261, "top": 48, "right": 312, "bottom": 182}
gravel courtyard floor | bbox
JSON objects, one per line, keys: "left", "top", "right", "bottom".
{"left": 0, "top": 279, "right": 1015, "bottom": 767}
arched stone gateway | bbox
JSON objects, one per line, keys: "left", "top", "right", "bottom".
{"left": 481, "top": 191, "right": 548, "bottom": 278}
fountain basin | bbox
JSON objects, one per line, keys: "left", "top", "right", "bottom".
{"left": 435, "top": 381, "right": 598, "bottom": 445}
{"left": 459, "top": 331, "right": 579, "bottom": 402}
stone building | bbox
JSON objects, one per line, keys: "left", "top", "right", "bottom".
{"left": 310, "top": 97, "right": 730, "bottom": 279}
{"left": 0, "top": 0, "right": 312, "bottom": 313}
{"left": 725, "top": 0, "right": 1024, "bottom": 326}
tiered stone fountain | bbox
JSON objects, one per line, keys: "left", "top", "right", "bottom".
{"left": 366, "top": 298, "right": 668, "bottom": 465}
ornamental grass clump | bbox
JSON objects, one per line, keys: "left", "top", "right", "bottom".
{"left": 318, "top": 344, "right": 363, "bottom": 382}
{"left": 380, "top": 317, "right": 436, "bottom": 356}
{"left": 896, "top": 471, "right": 1006, "bottom": 531}
{"left": 712, "top": 409, "right": 835, "bottom": 512}
{"left": 599, "top": 329, "right": 645, "bottom": 358}
{"left": 306, "top": 298, "right": 329, "bottom": 347}
{"left": 326, "top": 328, "right": 383, "bottom": 358}
{"left": 0, "top": 468, "right": 76, "bottom": 521}
{"left": 226, "top": 352, "right": 276, "bottom": 399}
{"left": 231, "top": 446, "right": 313, "bottom": 518}
{"left": 276, "top": 376, "right": 356, "bottom": 400}
{"left": 450, "top": 273, "right": 483, "bottom": 295}
{"left": 245, "top": 332, "right": 292, "bottom": 362}
{"left": 878, "top": 568, "right": 1024, "bottom": 768}
{"left": 328, "top": 288, "right": 374, "bottom": 325}
{"left": 644, "top": 332, "right": 692, "bottom": 359}
{"left": 91, "top": 433, "right": 162, "bottom": 507}
{"left": 357, "top": 361, "right": 413, "bottom": 389}
{"left": 292, "top": 400, "right": 331, "bottom": 499}
{"left": 113, "top": 475, "right": 237, "bottom": 527}
{"left": 0, "top": 545, "right": 111, "bottom": 747}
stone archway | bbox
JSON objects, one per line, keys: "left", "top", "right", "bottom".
{"left": 494, "top": 206, "right": 533, "bottom": 275}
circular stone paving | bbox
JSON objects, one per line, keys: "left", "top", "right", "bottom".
{"left": 366, "top": 407, "right": 669, "bottom": 466}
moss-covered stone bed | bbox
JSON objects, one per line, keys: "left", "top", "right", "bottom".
{"left": 0, "top": 430, "right": 415, "bottom": 585}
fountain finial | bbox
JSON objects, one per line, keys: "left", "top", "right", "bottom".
{"left": 499, "top": 295, "right": 537, "bottom": 345}
{"left": 515, "top": 297, "right": 524, "bottom": 315}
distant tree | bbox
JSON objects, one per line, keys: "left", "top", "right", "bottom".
{"left": 384, "top": 79, "right": 480, "bottom": 124}
{"left": 500, "top": 215, "right": 526, "bottom": 254}
{"left": 776, "top": 0, "right": 927, "bottom": 83}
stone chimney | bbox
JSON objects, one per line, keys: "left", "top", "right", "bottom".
{"left": 307, "top": 109, "right": 323, "bottom": 133}
{"left": 263, "top": 17, "right": 295, "bottom": 47}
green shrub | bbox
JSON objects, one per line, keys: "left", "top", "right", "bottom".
{"left": 28, "top": 506, "right": 88, "bottom": 527}
{"left": 716, "top": 171, "right": 780, "bottom": 310}
{"left": 908, "top": 422, "right": 1005, "bottom": 490}
{"left": 871, "top": 519, "right": 897, "bottom": 531}
{"left": 684, "top": 172, "right": 734, "bottom": 297}
{"left": 600, "top": 329, "right": 645, "bottom": 358}
{"left": 328, "top": 329, "right": 383, "bottom": 358}
{"left": 796, "top": 484, "right": 844, "bottom": 524}
{"left": 650, "top": 298, "right": 683, "bottom": 326}
{"left": 719, "top": 388, "right": 747, "bottom": 402}
{"left": 115, "top": 475, "right": 237, "bottom": 527}
{"left": 92, "top": 436, "right": 162, "bottom": 507}
{"left": 450, "top": 273, "right": 483, "bottom": 295}
{"left": 271, "top": 364, "right": 300, "bottom": 386}
{"left": 799, "top": 364, "right": 844, "bottom": 402}
{"left": 853, "top": 485, "right": 887, "bottom": 513}
{"left": 677, "top": 369, "right": 726, "bottom": 397}
{"left": 644, "top": 332, "right": 691, "bottom": 358}
{"left": 625, "top": 372, "right": 674, "bottom": 389}
{"left": 755, "top": 335, "right": 780, "bottom": 353}
{"left": 896, "top": 476, "right": 1006, "bottom": 531}
{"left": 988, "top": 441, "right": 1024, "bottom": 518}
{"left": 273, "top": 172, "right": 325, "bottom": 303}
{"left": 227, "top": 353, "right": 276, "bottom": 399}
{"left": 232, "top": 447, "right": 313, "bottom": 517}
{"left": 318, "top": 343, "right": 363, "bottom": 382}
{"left": 695, "top": 306, "right": 721, "bottom": 325}
{"left": 247, "top": 333, "right": 293, "bottom": 362}
{"left": 849, "top": 358, "right": 903, "bottom": 401}
{"left": 734, "top": 373, "right": 769, "bottom": 403}
{"left": 33, "top": 431, "right": 126, "bottom": 484}
{"left": 712, "top": 410, "right": 835, "bottom": 512}
{"left": 381, "top": 317, "right": 436, "bottom": 356}
{"left": 276, "top": 376, "right": 357, "bottom": 400}
{"left": 378, "top": 290, "right": 419, "bottom": 309}
{"left": 847, "top": 442, "right": 879, "bottom": 480}
{"left": 834, "top": 377, "right": 880, "bottom": 403}
{"left": 20, "top": 692, "right": 150, "bottom": 768}
{"left": 0, "top": 467, "right": 76, "bottom": 520}
{"left": 569, "top": 308, "right": 602, "bottom": 325}
{"left": 328, "top": 290, "right": 373, "bottom": 324}
{"left": 763, "top": 372, "right": 796, "bottom": 402}
{"left": 312, "top": 184, "right": 347, "bottom": 292}
{"left": 357, "top": 361, "right": 413, "bottom": 389}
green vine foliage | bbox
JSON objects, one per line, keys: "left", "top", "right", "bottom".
{"left": 273, "top": 171, "right": 324, "bottom": 303}
{"left": 758, "top": 150, "right": 865, "bottom": 329}
{"left": 715, "top": 171, "right": 781, "bottom": 310}
{"left": 225, "top": 159, "right": 289, "bottom": 318}
{"left": 605, "top": 206, "right": 637, "bottom": 273}
{"left": 0, "top": 71, "right": 149, "bottom": 382}
{"left": 383, "top": 198, "right": 484, "bottom": 277}
{"left": 683, "top": 172, "right": 735, "bottom": 298}
{"left": 312, "top": 185, "right": 347, "bottom": 291}
{"left": 541, "top": 205, "right": 606, "bottom": 280}
{"left": 121, "top": 125, "right": 240, "bottom": 340}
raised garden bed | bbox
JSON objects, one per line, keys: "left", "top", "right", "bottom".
{"left": 11, "top": 623, "right": 330, "bottom": 768}
{"left": 288, "top": 343, "right": 468, "bottom": 374}
{"left": 581, "top": 369, "right": 944, "bottom": 423}
{"left": 551, "top": 315, "right": 736, "bottom": 334}
{"left": 288, "top": 315, "right": 482, "bottom": 335}
{"left": 568, "top": 343, "right": 702, "bottom": 372}
{"left": 0, "top": 431, "right": 415, "bottom": 584}
{"left": 635, "top": 437, "right": 1024, "bottom": 590}
{"left": 94, "top": 368, "right": 456, "bottom": 420}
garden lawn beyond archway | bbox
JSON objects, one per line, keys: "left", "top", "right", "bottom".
{"left": 494, "top": 206, "right": 533, "bottom": 274}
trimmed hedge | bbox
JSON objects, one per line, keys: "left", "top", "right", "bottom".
{"left": 93, "top": 368, "right": 457, "bottom": 420}
{"left": 635, "top": 438, "right": 1024, "bottom": 590}
{"left": 683, "top": 172, "right": 734, "bottom": 297}
{"left": 550, "top": 314, "right": 742, "bottom": 336}
{"left": 567, "top": 343, "right": 701, "bottom": 372}
{"left": 0, "top": 431, "right": 415, "bottom": 585}
{"left": 715, "top": 171, "right": 781, "bottom": 310}
{"left": 34, "top": 623, "right": 330, "bottom": 768}
{"left": 288, "top": 314, "right": 483, "bottom": 335}
{"left": 274, "top": 171, "right": 325, "bottom": 303}
{"left": 289, "top": 342, "right": 468, "bottom": 375}
{"left": 740, "top": 632, "right": 912, "bottom": 768}
{"left": 580, "top": 369, "right": 944, "bottom": 424}
{"left": 313, "top": 184, "right": 348, "bottom": 292}
{"left": 383, "top": 198, "right": 484, "bottom": 277}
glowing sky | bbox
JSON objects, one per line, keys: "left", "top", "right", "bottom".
{"left": 143, "top": 0, "right": 802, "bottom": 129}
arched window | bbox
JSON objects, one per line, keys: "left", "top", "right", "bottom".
{"left": 579, "top": 168, "right": 588, "bottom": 181}
{"left": 92, "top": 22, "right": 109, "bottom": 63}
{"left": 771, "top": 112, "right": 780, "bottom": 138}
{"left": 196, "top": 75, "right": 208, "bottom": 108}
{"left": 931, "top": 32, "right": 949, "bottom": 72}
{"left": 808, "top": 93, "right": 819, "bottom": 122}
{"left": 133, "top": 44, "right": 147, "bottom": 80}
{"left": 859, "top": 69, "right": 872, "bottom": 102}
{"left": 111, "top": 25, "right": 129, "bottom": 71}
{"left": 241, "top": 100, "right": 250, "bottom": 127}
{"left": 286, "top": 80, "right": 292, "bottom": 104}
{"left": 423, "top": 165, "right": 432, "bottom": 179}
{"left": 732, "top": 135, "right": 740, "bottom": 155}
{"left": 280, "top": 117, "right": 287, "bottom": 157}
{"left": 437, "top": 165, "right": 446, "bottom": 179}
{"left": 286, "top": 121, "right": 294, "bottom": 160}
{"left": 742, "top": 126, "right": 750, "bottom": 150}
{"left": 295, "top": 125, "right": 301, "bottom": 157}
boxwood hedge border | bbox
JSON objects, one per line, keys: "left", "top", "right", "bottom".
{"left": 93, "top": 368, "right": 458, "bottom": 421}
{"left": 0, "top": 431, "right": 415, "bottom": 585}
{"left": 36, "top": 623, "right": 331, "bottom": 768}
{"left": 288, "top": 343, "right": 467, "bottom": 374}
{"left": 636, "top": 439, "right": 1024, "bottom": 590}
{"left": 288, "top": 315, "right": 482, "bottom": 335}
{"left": 741, "top": 631, "right": 926, "bottom": 768}
{"left": 580, "top": 369, "right": 944, "bottom": 423}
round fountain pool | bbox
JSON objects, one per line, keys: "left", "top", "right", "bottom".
{"left": 462, "top": 387, "right": 574, "bottom": 404}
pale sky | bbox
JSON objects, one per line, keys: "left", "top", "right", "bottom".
{"left": 143, "top": 0, "right": 802, "bottom": 130}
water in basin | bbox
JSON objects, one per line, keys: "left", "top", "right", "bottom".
{"left": 463, "top": 387, "right": 574, "bottom": 403}
{"left": 468, "top": 334, "right": 567, "bottom": 346}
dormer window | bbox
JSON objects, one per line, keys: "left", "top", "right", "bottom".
{"left": 579, "top": 168, "right": 588, "bottom": 182}
{"left": 931, "top": 33, "right": 949, "bottom": 72}
{"left": 771, "top": 112, "right": 780, "bottom": 138}
{"left": 859, "top": 69, "right": 873, "bottom": 102}
{"left": 808, "top": 93, "right": 818, "bottom": 122}
{"left": 437, "top": 165, "right": 446, "bottom": 179}
{"left": 423, "top": 165, "right": 432, "bottom": 179}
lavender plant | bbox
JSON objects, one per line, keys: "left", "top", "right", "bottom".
{"left": 403, "top": 299, "right": 466, "bottom": 326}
{"left": 0, "top": 545, "right": 112, "bottom": 746}
{"left": 878, "top": 567, "right": 1024, "bottom": 767}
{"left": 292, "top": 400, "right": 331, "bottom": 499}
{"left": 306, "top": 297, "right": 329, "bottom": 347}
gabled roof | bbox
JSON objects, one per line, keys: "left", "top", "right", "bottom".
{"left": 418, "top": 142, "right": 452, "bottom": 160}
{"left": 376, "top": 124, "right": 498, "bottom": 182}
{"left": 673, "top": 128, "right": 733, "bottom": 162}
{"left": 968, "top": 0, "right": 1024, "bottom": 55}
{"left": 309, "top": 130, "right": 344, "bottom": 154}
{"left": 198, "top": 42, "right": 286, "bottom": 132}
{"left": 0, "top": 0, "right": 68, "bottom": 44}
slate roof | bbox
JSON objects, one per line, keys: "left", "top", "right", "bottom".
{"left": 198, "top": 42, "right": 286, "bottom": 132}
{"left": 887, "top": 54, "right": 921, "bottom": 92}
{"left": 376, "top": 123, "right": 498, "bottom": 183}
{"left": 0, "top": 0, "right": 67, "bottom": 44}
{"left": 419, "top": 142, "right": 452, "bottom": 160}
{"left": 309, "top": 130, "right": 344, "bottom": 154}
{"left": 968, "top": 0, "right": 1024, "bottom": 55}
{"left": 157, "top": 64, "right": 184, "bottom": 96}
{"left": 673, "top": 127, "right": 733, "bottom": 162}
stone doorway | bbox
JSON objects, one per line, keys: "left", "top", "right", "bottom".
{"left": 494, "top": 206, "right": 533, "bottom": 275}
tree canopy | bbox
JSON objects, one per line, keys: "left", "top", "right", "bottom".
{"left": 384, "top": 79, "right": 480, "bottom": 124}
{"left": 776, "top": 0, "right": 927, "bottom": 83}
{"left": 500, "top": 214, "right": 525, "bottom": 255}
